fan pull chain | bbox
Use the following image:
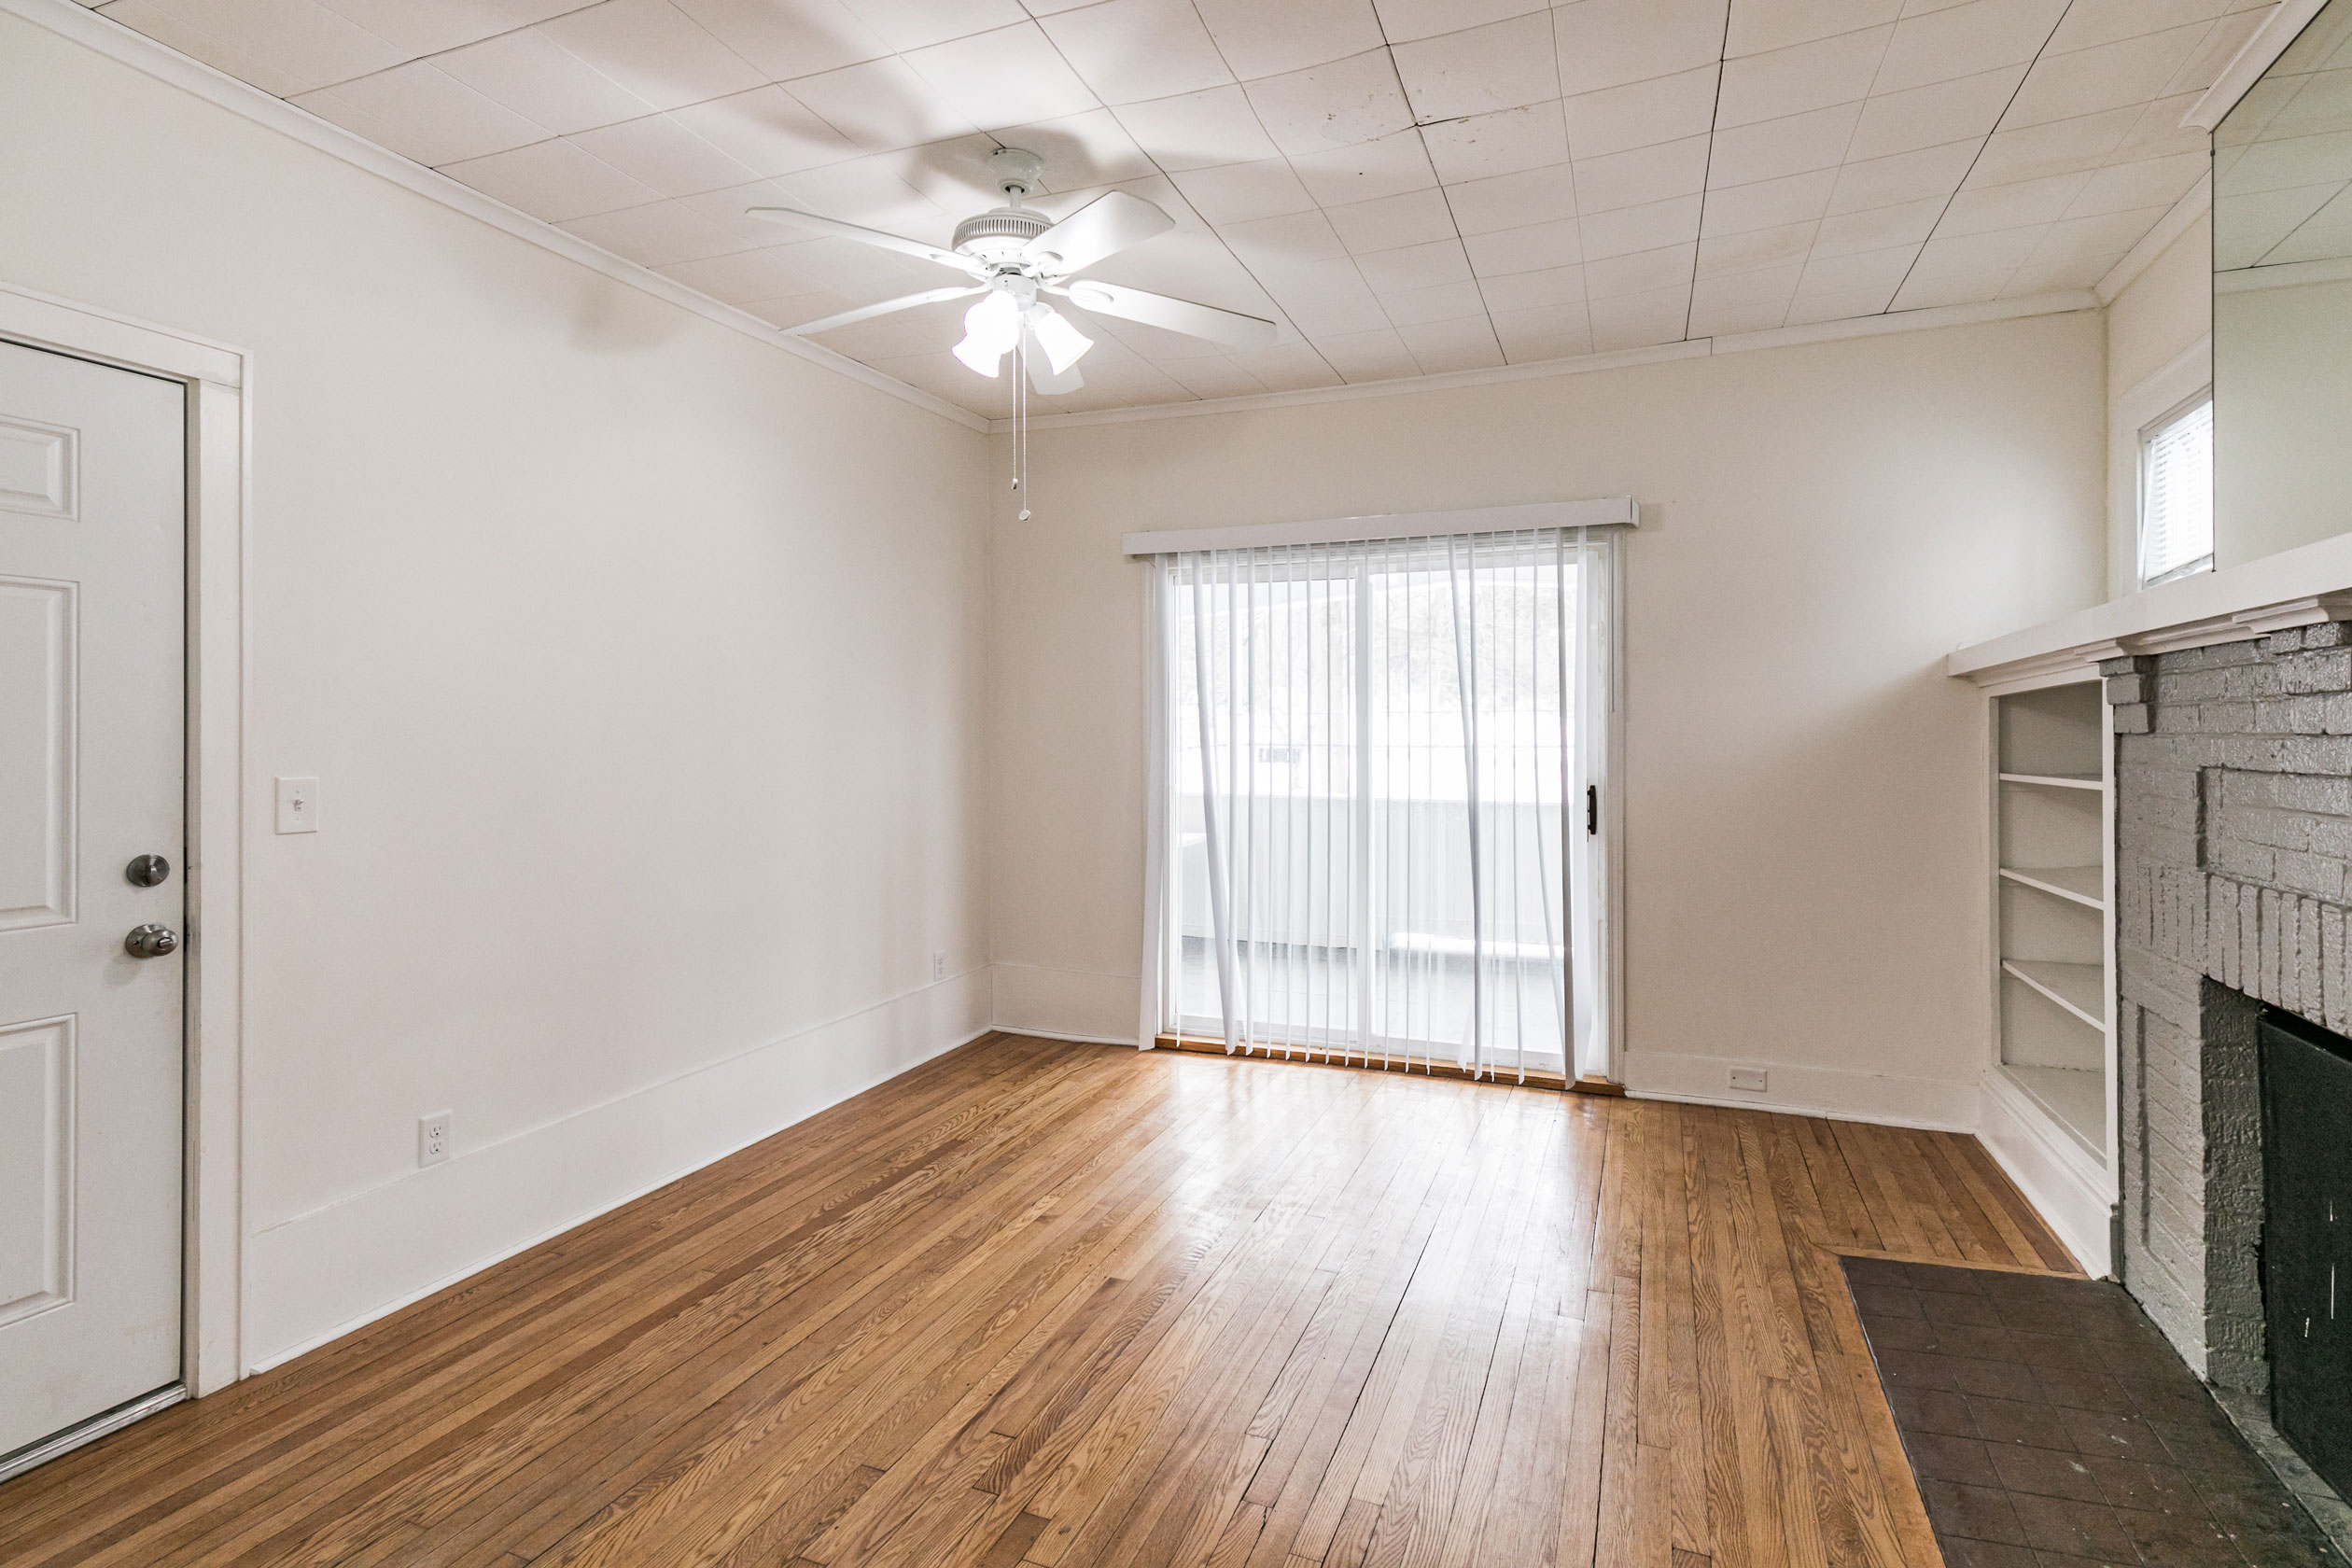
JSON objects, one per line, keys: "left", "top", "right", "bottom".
{"left": 1013, "top": 333, "right": 1032, "bottom": 521}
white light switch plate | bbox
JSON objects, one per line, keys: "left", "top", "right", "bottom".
{"left": 275, "top": 776, "right": 319, "bottom": 833}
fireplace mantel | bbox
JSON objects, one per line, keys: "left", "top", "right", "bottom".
{"left": 1950, "top": 527, "right": 2352, "bottom": 692}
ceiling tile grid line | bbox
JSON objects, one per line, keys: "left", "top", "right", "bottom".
{"left": 86, "top": 0, "right": 2278, "bottom": 416}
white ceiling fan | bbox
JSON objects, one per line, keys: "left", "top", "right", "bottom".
{"left": 747, "top": 147, "right": 1277, "bottom": 395}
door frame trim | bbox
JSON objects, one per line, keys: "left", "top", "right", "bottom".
{"left": 0, "top": 279, "right": 248, "bottom": 1399}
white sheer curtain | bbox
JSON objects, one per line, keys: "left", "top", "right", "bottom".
{"left": 1145, "top": 527, "right": 1614, "bottom": 1083}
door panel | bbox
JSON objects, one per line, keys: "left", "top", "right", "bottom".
{"left": 0, "top": 338, "right": 185, "bottom": 1461}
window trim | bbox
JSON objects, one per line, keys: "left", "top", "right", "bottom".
{"left": 2135, "top": 386, "right": 2215, "bottom": 591}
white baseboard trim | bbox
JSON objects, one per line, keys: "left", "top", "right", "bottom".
{"left": 991, "top": 961, "right": 1142, "bottom": 1046}
{"left": 997, "top": 1025, "right": 1144, "bottom": 1047}
{"left": 1978, "top": 1067, "right": 2112, "bottom": 1278}
{"left": 1621, "top": 1049, "right": 1981, "bottom": 1132}
{"left": 243, "top": 969, "right": 993, "bottom": 1373}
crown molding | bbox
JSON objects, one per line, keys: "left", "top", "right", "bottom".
{"left": 2096, "top": 174, "right": 2212, "bottom": 305}
{"left": 2187, "top": 0, "right": 2330, "bottom": 132}
{"left": 992, "top": 291, "right": 2101, "bottom": 434}
{"left": 0, "top": 0, "right": 990, "bottom": 434}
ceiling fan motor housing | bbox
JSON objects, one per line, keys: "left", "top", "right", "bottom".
{"left": 954, "top": 206, "right": 1054, "bottom": 266}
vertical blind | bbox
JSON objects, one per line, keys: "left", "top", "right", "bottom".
{"left": 1143, "top": 527, "right": 1612, "bottom": 1083}
{"left": 2139, "top": 395, "right": 2213, "bottom": 588}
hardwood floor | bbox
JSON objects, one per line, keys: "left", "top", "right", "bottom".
{"left": 0, "top": 1033, "right": 2079, "bottom": 1568}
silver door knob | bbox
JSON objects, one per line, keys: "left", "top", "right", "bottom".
{"left": 124, "top": 924, "right": 179, "bottom": 959}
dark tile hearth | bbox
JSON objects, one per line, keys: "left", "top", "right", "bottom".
{"left": 1843, "top": 1257, "right": 2346, "bottom": 1568}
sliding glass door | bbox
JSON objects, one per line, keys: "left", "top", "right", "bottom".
{"left": 1149, "top": 528, "right": 1617, "bottom": 1083}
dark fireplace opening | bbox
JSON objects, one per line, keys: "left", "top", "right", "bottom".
{"left": 2261, "top": 1005, "right": 2352, "bottom": 1504}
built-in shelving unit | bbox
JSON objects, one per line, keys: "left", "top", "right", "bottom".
{"left": 1992, "top": 682, "right": 2112, "bottom": 1169}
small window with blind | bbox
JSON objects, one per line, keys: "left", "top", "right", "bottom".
{"left": 2138, "top": 392, "right": 2213, "bottom": 589}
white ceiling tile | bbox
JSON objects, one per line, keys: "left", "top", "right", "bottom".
{"left": 903, "top": 23, "right": 1099, "bottom": 129}
{"left": 535, "top": 0, "right": 767, "bottom": 110}
{"left": 560, "top": 198, "right": 750, "bottom": 265}
{"left": 1699, "top": 167, "right": 1838, "bottom": 234}
{"left": 1037, "top": 0, "right": 1233, "bottom": 105}
{"left": 1464, "top": 217, "right": 1584, "bottom": 274}
{"left": 1795, "top": 240, "right": 1920, "bottom": 294}
{"left": 987, "top": 109, "right": 1160, "bottom": 191}
{"left": 1552, "top": 0, "right": 1729, "bottom": 97}
{"left": 1445, "top": 163, "right": 1581, "bottom": 234}
{"left": 1587, "top": 285, "right": 1692, "bottom": 349}
{"left": 1581, "top": 196, "right": 1701, "bottom": 263}
{"left": 315, "top": 0, "right": 595, "bottom": 58}
{"left": 2037, "top": 204, "right": 2171, "bottom": 259}
{"left": 1192, "top": 0, "right": 1386, "bottom": 78}
{"left": 1964, "top": 105, "right": 2137, "bottom": 186}
{"left": 1357, "top": 238, "right": 1474, "bottom": 291}
{"left": 1325, "top": 189, "right": 1461, "bottom": 252}
{"left": 1489, "top": 301, "right": 1594, "bottom": 360}
{"left": 2002, "top": 24, "right": 2209, "bottom": 130}
{"left": 1936, "top": 169, "right": 2090, "bottom": 235}
{"left": 1396, "top": 315, "right": 1505, "bottom": 372}
{"left": 2113, "top": 90, "right": 2216, "bottom": 162}
{"left": 2043, "top": 0, "right": 2230, "bottom": 58}
{"left": 1315, "top": 328, "right": 1424, "bottom": 381}
{"left": 1158, "top": 357, "right": 1272, "bottom": 399}
{"left": 1379, "top": 279, "right": 1491, "bottom": 322}
{"left": 1727, "top": 0, "right": 1902, "bottom": 57}
{"left": 665, "top": 87, "right": 862, "bottom": 176}
{"left": 1716, "top": 25, "right": 1893, "bottom": 129}
{"left": 1873, "top": 0, "right": 2065, "bottom": 94}
{"left": 784, "top": 57, "right": 979, "bottom": 151}
{"left": 1113, "top": 86, "right": 1283, "bottom": 172}
{"left": 1393, "top": 12, "right": 1560, "bottom": 121}
{"left": 1910, "top": 223, "right": 2043, "bottom": 275}
{"left": 775, "top": 155, "right": 958, "bottom": 236}
{"left": 1476, "top": 262, "right": 1586, "bottom": 308}
{"left": 1704, "top": 102, "right": 1864, "bottom": 186}
{"left": 654, "top": 245, "right": 823, "bottom": 303}
{"left": 428, "top": 26, "right": 657, "bottom": 135}
{"left": 1421, "top": 103, "right": 1572, "bottom": 182}
{"left": 1826, "top": 137, "right": 1978, "bottom": 210}
{"left": 2214, "top": 126, "right": 2352, "bottom": 196}
{"left": 1169, "top": 161, "right": 1318, "bottom": 224}
{"left": 1374, "top": 0, "right": 1546, "bottom": 44}
{"left": 1811, "top": 193, "right": 1944, "bottom": 252}
{"left": 1783, "top": 280, "right": 1895, "bottom": 323}
{"left": 570, "top": 112, "right": 762, "bottom": 195}
{"left": 1689, "top": 278, "right": 1800, "bottom": 336}
{"left": 1288, "top": 131, "right": 1440, "bottom": 205}
{"left": 739, "top": 287, "right": 858, "bottom": 329}
{"left": 293, "top": 63, "right": 550, "bottom": 165}
{"left": 676, "top": 175, "right": 807, "bottom": 246}
{"left": 1696, "top": 220, "right": 1818, "bottom": 275}
{"left": 837, "top": 0, "right": 1028, "bottom": 50}
{"left": 1844, "top": 64, "right": 2025, "bottom": 161}
{"left": 101, "top": 0, "right": 408, "bottom": 95}
{"left": 666, "top": 0, "right": 889, "bottom": 77}
{"left": 1245, "top": 50, "right": 1415, "bottom": 157}
{"left": 2003, "top": 252, "right": 2119, "bottom": 293}
{"left": 1890, "top": 261, "right": 2014, "bottom": 307}
{"left": 1573, "top": 134, "right": 1711, "bottom": 213}
{"left": 1220, "top": 208, "right": 1351, "bottom": 265}
{"left": 1584, "top": 239, "right": 1697, "bottom": 296}
{"left": 1562, "top": 64, "right": 1720, "bottom": 159}
{"left": 2216, "top": 182, "right": 2338, "bottom": 266}
{"left": 442, "top": 136, "right": 662, "bottom": 219}
{"left": 2067, "top": 149, "right": 2207, "bottom": 216}
{"left": 1227, "top": 341, "right": 1345, "bottom": 392}
{"left": 1278, "top": 293, "right": 1394, "bottom": 334}
{"left": 763, "top": 231, "right": 953, "bottom": 296}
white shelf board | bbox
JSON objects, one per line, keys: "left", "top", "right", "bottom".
{"left": 2001, "top": 959, "right": 2106, "bottom": 1030}
{"left": 1999, "top": 865, "right": 2105, "bottom": 909}
{"left": 1997, "top": 1063, "right": 2105, "bottom": 1161}
{"left": 1998, "top": 772, "right": 2106, "bottom": 791}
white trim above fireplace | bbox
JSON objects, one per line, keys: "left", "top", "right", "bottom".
{"left": 1951, "top": 527, "right": 2352, "bottom": 691}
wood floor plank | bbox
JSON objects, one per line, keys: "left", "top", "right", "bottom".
{"left": 0, "top": 1039, "right": 2078, "bottom": 1568}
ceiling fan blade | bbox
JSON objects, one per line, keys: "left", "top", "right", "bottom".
{"left": 745, "top": 206, "right": 982, "bottom": 275}
{"left": 1051, "top": 281, "right": 1279, "bottom": 350}
{"left": 781, "top": 287, "right": 987, "bottom": 337}
{"left": 1021, "top": 329, "right": 1085, "bottom": 394}
{"left": 1024, "top": 191, "right": 1174, "bottom": 276}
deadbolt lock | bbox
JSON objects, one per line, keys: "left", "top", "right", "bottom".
{"left": 125, "top": 854, "right": 171, "bottom": 887}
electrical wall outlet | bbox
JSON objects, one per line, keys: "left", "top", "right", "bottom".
{"left": 1728, "top": 1068, "right": 1769, "bottom": 1094}
{"left": 275, "top": 776, "right": 320, "bottom": 833}
{"left": 418, "top": 1111, "right": 453, "bottom": 1167}
{"left": 932, "top": 950, "right": 946, "bottom": 983}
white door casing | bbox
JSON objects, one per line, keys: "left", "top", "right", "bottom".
{"left": 0, "top": 338, "right": 186, "bottom": 1457}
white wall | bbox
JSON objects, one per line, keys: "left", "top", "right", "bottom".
{"left": 2217, "top": 273, "right": 2352, "bottom": 567}
{"left": 990, "top": 315, "right": 2107, "bottom": 1126}
{"left": 2106, "top": 214, "right": 2214, "bottom": 597}
{"left": 0, "top": 16, "right": 990, "bottom": 1367}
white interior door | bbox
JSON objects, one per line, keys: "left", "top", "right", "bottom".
{"left": 0, "top": 338, "right": 186, "bottom": 1461}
